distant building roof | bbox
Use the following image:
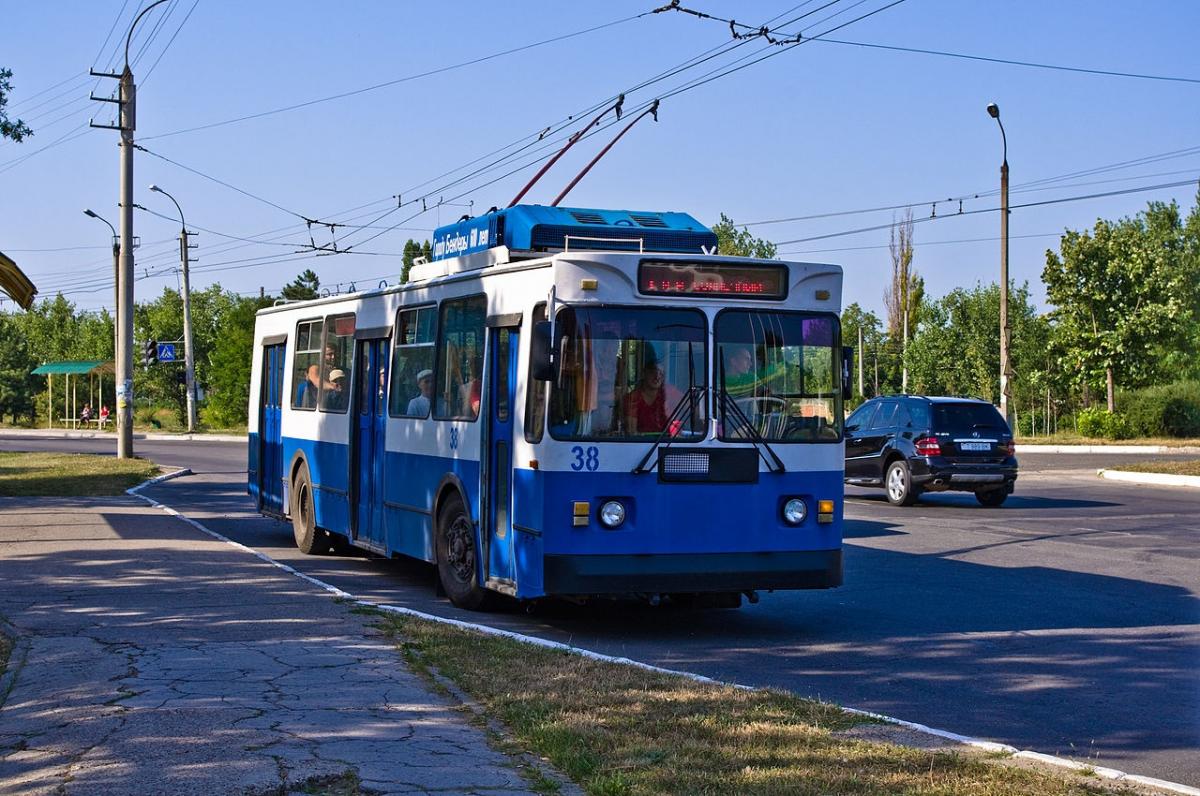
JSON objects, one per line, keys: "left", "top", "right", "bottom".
{"left": 0, "top": 251, "right": 37, "bottom": 310}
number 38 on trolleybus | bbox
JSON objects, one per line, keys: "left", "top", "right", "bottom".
{"left": 248, "top": 205, "right": 851, "bottom": 609}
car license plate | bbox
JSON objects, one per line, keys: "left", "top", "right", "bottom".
{"left": 960, "top": 442, "right": 991, "bottom": 451}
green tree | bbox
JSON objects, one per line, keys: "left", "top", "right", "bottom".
{"left": 712, "top": 214, "right": 777, "bottom": 259}
{"left": 840, "top": 303, "right": 885, "bottom": 400}
{"left": 883, "top": 209, "right": 923, "bottom": 391}
{"left": 906, "top": 281, "right": 1045, "bottom": 407}
{"left": 205, "top": 294, "right": 275, "bottom": 428}
{"left": 0, "top": 68, "right": 32, "bottom": 142}
{"left": 401, "top": 239, "right": 424, "bottom": 283}
{"left": 1043, "top": 196, "right": 1200, "bottom": 410}
{"left": 0, "top": 314, "right": 37, "bottom": 423}
{"left": 281, "top": 269, "right": 320, "bottom": 301}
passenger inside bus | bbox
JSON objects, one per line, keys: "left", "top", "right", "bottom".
{"left": 322, "top": 369, "right": 348, "bottom": 411}
{"left": 296, "top": 364, "right": 321, "bottom": 408}
{"left": 407, "top": 369, "right": 433, "bottom": 416}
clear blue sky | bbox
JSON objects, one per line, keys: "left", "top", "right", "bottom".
{"left": 2, "top": 1, "right": 1197, "bottom": 319}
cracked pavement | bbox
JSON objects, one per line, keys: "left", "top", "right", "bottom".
{"left": 0, "top": 495, "right": 547, "bottom": 795}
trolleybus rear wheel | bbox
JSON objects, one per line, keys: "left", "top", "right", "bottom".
{"left": 291, "top": 462, "right": 333, "bottom": 555}
{"left": 436, "top": 494, "right": 490, "bottom": 610}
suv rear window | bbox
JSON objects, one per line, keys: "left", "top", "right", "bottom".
{"left": 933, "top": 402, "right": 1007, "bottom": 432}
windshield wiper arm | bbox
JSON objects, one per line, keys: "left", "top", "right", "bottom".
{"left": 631, "top": 385, "right": 704, "bottom": 474}
{"left": 717, "top": 355, "right": 785, "bottom": 473}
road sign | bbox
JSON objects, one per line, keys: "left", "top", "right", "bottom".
{"left": 157, "top": 343, "right": 177, "bottom": 362}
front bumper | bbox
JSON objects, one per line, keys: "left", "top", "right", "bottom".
{"left": 544, "top": 549, "right": 842, "bottom": 595}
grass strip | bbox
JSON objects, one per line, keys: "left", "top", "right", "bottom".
{"left": 380, "top": 614, "right": 1132, "bottom": 796}
{"left": 0, "top": 451, "right": 160, "bottom": 496}
{"left": 1016, "top": 432, "right": 1200, "bottom": 447}
{"left": 1110, "top": 459, "right": 1200, "bottom": 476}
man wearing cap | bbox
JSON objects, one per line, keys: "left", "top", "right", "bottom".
{"left": 322, "top": 368, "right": 349, "bottom": 411}
{"left": 407, "top": 369, "right": 434, "bottom": 416}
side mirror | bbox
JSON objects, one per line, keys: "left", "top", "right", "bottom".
{"left": 531, "top": 320, "right": 555, "bottom": 381}
{"left": 841, "top": 346, "right": 854, "bottom": 400}
{"left": 845, "top": 423, "right": 859, "bottom": 433}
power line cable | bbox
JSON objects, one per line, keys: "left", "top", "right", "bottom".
{"left": 140, "top": 0, "right": 201, "bottom": 85}
{"left": 813, "top": 37, "right": 1200, "bottom": 85}
{"left": 138, "top": 8, "right": 656, "bottom": 141}
{"left": 769, "top": 177, "right": 1199, "bottom": 245}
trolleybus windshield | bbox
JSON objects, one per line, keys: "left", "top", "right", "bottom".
{"left": 715, "top": 310, "right": 842, "bottom": 442}
{"left": 550, "top": 305, "right": 707, "bottom": 441}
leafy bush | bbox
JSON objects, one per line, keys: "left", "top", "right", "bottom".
{"left": 1121, "top": 381, "right": 1200, "bottom": 438}
{"left": 1077, "top": 407, "right": 1132, "bottom": 440}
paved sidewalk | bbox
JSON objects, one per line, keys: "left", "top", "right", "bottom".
{"left": 0, "top": 495, "right": 545, "bottom": 795}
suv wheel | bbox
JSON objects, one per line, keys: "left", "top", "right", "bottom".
{"left": 975, "top": 488, "right": 1008, "bottom": 508}
{"left": 885, "top": 460, "right": 919, "bottom": 506}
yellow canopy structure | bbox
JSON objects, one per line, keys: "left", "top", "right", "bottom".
{"left": 0, "top": 251, "right": 37, "bottom": 310}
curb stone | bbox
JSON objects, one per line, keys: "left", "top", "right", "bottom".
{"left": 128, "top": 480, "right": 1200, "bottom": 796}
{"left": 1018, "top": 444, "right": 1200, "bottom": 455}
{"left": 1098, "top": 469, "right": 1200, "bottom": 489}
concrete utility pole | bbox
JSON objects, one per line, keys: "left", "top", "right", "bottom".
{"left": 988, "top": 102, "right": 1014, "bottom": 427}
{"left": 149, "top": 184, "right": 197, "bottom": 433}
{"left": 88, "top": 0, "right": 170, "bottom": 458}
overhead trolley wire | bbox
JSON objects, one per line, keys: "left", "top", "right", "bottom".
{"left": 137, "top": 8, "right": 656, "bottom": 142}
{"left": 813, "top": 38, "right": 1200, "bottom": 85}
{"left": 769, "top": 177, "right": 1200, "bottom": 245}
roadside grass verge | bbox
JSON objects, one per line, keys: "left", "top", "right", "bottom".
{"left": 1016, "top": 431, "right": 1200, "bottom": 448}
{"left": 1109, "top": 459, "right": 1200, "bottom": 476}
{"left": 0, "top": 451, "right": 160, "bottom": 496}
{"left": 380, "top": 614, "right": 1133, "bottom": 796}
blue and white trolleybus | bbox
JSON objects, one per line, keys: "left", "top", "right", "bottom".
{"left": 248, "top": 205, "right": 849, "bottom": 609}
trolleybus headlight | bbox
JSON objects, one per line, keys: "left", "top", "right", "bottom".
{"left": 783, "top": 498, "right": 807, "bottom": 525}
{"left": 599, "top": 500, "right": 626, "bottom": 528}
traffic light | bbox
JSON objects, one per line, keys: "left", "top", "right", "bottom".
{"left": 142, "top": 339, "right": 158, "bottom": 367}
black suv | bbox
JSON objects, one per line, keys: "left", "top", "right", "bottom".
{"left": 844, "top": 395, "right": 1017, "bottom": 507}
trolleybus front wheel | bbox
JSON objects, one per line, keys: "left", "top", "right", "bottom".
{"left": 291, "top": 462, "right": 334, "bottom": 555}
{"left": 436, "top": 494, "right": 491, "bottom": 610}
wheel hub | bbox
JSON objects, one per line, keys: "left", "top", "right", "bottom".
{"left": 446, "top": 516, "right": 474, "bottom": 582}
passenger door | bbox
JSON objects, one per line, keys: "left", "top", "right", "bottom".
{"left": 844, "top": 402, "right": 877, "bottom": 479}
{"left": 484, "top": 325, "right": 519, "bottom": 588}
{"left": 861, "top": 400, "right": 900, "bottom": 481}
{"left": 258, "top": 342, "right": 286, "bottom": 514}
{"left": 352, "top": 338, "right": 390, "bottom": 550}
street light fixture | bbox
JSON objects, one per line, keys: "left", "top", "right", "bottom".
{"left": 146, "top": 183, "right": 198, "bottom": 433}
{"left": 987, "top": 102, "right": 1013, "bottom": 428}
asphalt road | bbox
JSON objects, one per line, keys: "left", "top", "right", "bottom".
{"left": 4, "top": 435, "right": 1199, "bottom": 787}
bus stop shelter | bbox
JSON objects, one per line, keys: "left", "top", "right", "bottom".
{"left": 31, "top": 361, "right": 116, "bottom": 429}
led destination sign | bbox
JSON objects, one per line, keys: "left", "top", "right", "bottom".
{"left": 638, "top": 260, "right": 787, "bottom": 300}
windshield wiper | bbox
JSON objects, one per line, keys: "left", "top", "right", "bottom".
{"left": 717, "top": 354, "right": 785, "bottom": 474}
{"left": 630, "top": 385, "right": 706, "bottom": 474}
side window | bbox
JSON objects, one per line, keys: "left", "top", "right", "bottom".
{"left": 390, "top": 306, "right": 437, "bottom": 418}
{"left": 434, "top": 295, "right": 487, "bottom": 421}
{"left": 524, "top": 303, "right": 547, "bottom": 443}
{"left": 846, "top": 402, "right": 875, "bottom": 429}
{"left": 291, "top": 318, "right": 324, "bottom": 410}
{"left": 906, "top": 401, "right": 931, "bottom": 429}
{"left": 319, "top": 313, "right": 355, "bottom": 413}
{"left": 868, "top": 401, "right": 899, "bottom": 429}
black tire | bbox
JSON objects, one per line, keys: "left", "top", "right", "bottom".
{"left": 975, "top": 488, "right": 1008, "bottom": 508}
{"left": 885, "top": 460, "right": 919, "bottom": 506}
{"left": 436, "top": 494, "right": 491, "bottom": 610}
{"left": 291, "top": 462, "right": 333, "bottom": 555}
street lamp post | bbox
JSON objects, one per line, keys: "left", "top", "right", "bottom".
{"left": 148, "top": 184, "right": 197, "bottom": 433}
{"left": 987, "top": 102, "right": 1013, "bottom": 428}
{"left": 83, "top": 208, "right": 120, "bottom": 428}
